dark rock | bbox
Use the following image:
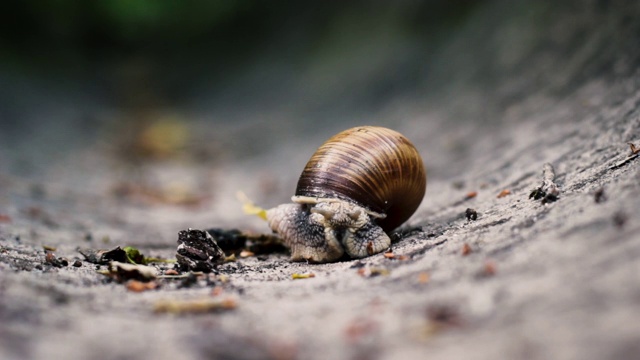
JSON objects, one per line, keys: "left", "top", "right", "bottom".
{"left": 176, "top": 229, "right": 225, "bottom": 273}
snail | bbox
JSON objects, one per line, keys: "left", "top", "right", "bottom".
{"left": 263, "top": 126, "right": 427, "bottom": 263}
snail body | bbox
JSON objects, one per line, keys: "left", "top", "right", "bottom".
{"left": 267, "top": 126, "right": 427, "bottom": 263}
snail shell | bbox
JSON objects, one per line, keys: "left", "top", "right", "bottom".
{"left": 294, "top": 126, "right": 426, "bottom": 232}
{"left": 267, "top": 126, "right": 427, "bottom": 263}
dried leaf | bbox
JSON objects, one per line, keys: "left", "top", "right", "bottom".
{"left": 237, "top": 191, "right": 268, "bottom": 220}
{"left": 79, "top": 246, "right": 127, "bottom": 264}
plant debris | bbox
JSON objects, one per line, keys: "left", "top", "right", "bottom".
{"left": 461, "top": 243, "right": 472, "bottom": 256}
{"left": 608, "top": 143, "right": 640, "bottom": 170}
{"left": 45, "top": 252, "right": 68, "bottom": 268}
{"left": 465, "top": 208, "right": 478, "bottom": 221}
{"left": 205, "top": 227, "right": 287, "bottom": 255}
{"left": 126, "top": 280, "right": 159, "bottom": 292}
{"left": 239, "top": 250, "right": 254, "bottom": 258}
{"left": 530, "top": 163, "right": 560, "bottom": 204}
{"left": 79, "top": 246, "right": 128, "bottom": 264}
{"left": 101, "top": 261, "right": 158, "bottom": 282}
{"left": 497, "top": 189, "right": 511, "bottom": 198}
{"left": 123, "top": 246, "right": 174, "bottom": 265}
{"left": 79, "top": 245, "right": 173, "bottom": 266}
{"left": 292, "top": 273, "right": 315, "bottom": 279}
{"left": 176, "top": 229, "right": 225, "bottom": 273}
{"left": 154, "top": 298, "right": 237, "bottom": 314}
{"left": 465, "top": 191, "right": 478, "bottom": 199}
{"left": 357, "top": 267, "right": 390, "bottom": 278}
{"left": 383, "top": 250, "right": 409, "bottom": 260}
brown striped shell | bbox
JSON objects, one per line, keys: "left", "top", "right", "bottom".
{"left": 294, "top": 126, "right": 427, "bottom": 232}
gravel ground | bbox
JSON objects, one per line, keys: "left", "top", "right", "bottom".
{"left": 1, "top": 1, "right": 640, "bottom": 359}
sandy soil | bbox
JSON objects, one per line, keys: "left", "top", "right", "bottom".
{"left": 1, "top": 1, "right": 640, "bottom": 359}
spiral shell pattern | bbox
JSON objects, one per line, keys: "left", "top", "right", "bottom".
{"left": 295, "top": 126, "right": 427, "bottom": 232}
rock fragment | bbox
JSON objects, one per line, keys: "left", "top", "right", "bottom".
{"left": 176, "top": 229, "right": 225, "bottom": 273}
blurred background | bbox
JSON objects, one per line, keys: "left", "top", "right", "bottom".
{"left": 0, "top": 0, "right": 638, "bottom": 236}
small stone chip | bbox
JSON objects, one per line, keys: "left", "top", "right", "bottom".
{"left": 176, "top": 229, "right": 225, "bottom": 273}
{"left": 465, "top": 208, "right": 478, "bottom": 221}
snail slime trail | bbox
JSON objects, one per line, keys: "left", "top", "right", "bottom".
{"left": 266, "top": 126, "right": 427, "bottom": 263}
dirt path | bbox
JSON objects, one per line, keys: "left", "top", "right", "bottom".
{"left": 1, "top": 1, "right": 640, "bottom": 359}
